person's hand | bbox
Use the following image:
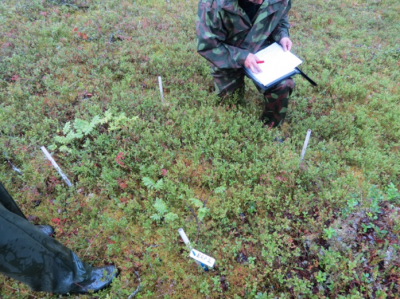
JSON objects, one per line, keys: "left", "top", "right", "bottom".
{"left": 244, "top": 53, "right": 262, "bottom": 74}
{"left": 280, "top": 37, "right": 292, "bottom": 52}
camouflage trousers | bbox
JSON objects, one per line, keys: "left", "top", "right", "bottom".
{"left": 211, "top": 66, "right": 295, "bottom": 127}
{"left": 0, "top": 182, "right": 93, "bottom": 294}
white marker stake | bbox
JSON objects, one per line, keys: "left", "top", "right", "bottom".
{"left": 300, "top": 129, "right": 312, "bottom": 162}
{"left": 178, "top": 228, "right": 215, "bottom": 270}
{"left": 178, "top": 228, "right": 191, "bottom": 249}
{"left": 40, "top": 146, "right": 72, "bottom": 187}
{"left": 158, "top": 76, "right": 164, "bottom": 104}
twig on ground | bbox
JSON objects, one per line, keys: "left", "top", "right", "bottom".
{"left": 107, "top": 30, "right": 121, "bottom": 45}
{"left": 8, "top": 161, "right": 22, "bottom": 175}
{"left": 149, "top": 262, "right": 155, "bottom": 275}
{"left": 108, "top": 33, "right": 114, "bottom": 44}
{"left": 128, "top": 271, "right": 141, "bottom": 299}
{"left": 186, "top": 205, "right": 200, "bottom": 243}
{"left": 3, "top": 152, "right": 22, "bottom": 175}
{"left": 141, "top": 239, "right": 159, "bottom": 248}
{"left": 83, "top": 230, "right": 102, "bottom": 257}
{"left": 203, "top": 194, "right": 210, "bottom": 208}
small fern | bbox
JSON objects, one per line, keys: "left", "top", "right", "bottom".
{"left": 63, "top": 121, "right": 72, "bottom": 135}
{"left": 74, "top": 115, "right": 102, "bottom": 135}
{"left": 214, "top": 186, "right": 226, "bottom": 194}
{"left": 189, "top": 198, "right": 209, "bottom": 221}
{"left": 142, "top": 177, "right": 164, "bottom": 191}
{"left": 109, "top": 113, "right": 137, "bottom": 131}
{"left": 189, "top": 197, "right": 203, "bottom": 207}
{"left": 164, "top": 212, "right": 178, "bottom": 223}
{"left": 52, "top": 110, "right": 137, "bottom": 152}
{"left": 150, "top": 198, "right": 178, "bottom": 223}
{"left": 142, "top": 177, "right": 156, "bottom": 189}
{"left": 153, "top": 198, "right": 168, "bottom": 215}
{"left": 154, "top": 179, "right": 164, "bottom": 191}
{"left": 150, "top": 213, "right": 162, "bottom": 221}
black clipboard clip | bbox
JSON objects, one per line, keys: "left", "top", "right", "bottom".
{"left": 295, "top": 67, "right": 317, "bottom": 87}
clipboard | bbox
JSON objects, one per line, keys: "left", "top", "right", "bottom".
{"left": 244, "top": 67, "right": 318, "bottom": 91}
{"left": 243, "top": 43, "right": 317, "bottom": 91}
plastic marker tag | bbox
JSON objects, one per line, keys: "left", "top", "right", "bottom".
{"left": 190, "top": 249, "right": 215, "bottom": 268}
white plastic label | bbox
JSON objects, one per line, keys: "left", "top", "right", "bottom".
{"left": 190, "top": 249, "right": 215, "bottom": 268}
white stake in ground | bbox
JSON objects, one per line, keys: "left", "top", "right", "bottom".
{"left": 158, "top": 76, "right": 164, "bottom": 104}
{"left": 178, "top": 228, "right": 192, "bottom": 249}
{"left": 178, "top": 228, "right": 215, "bottom": 270}
{"left": 40, "top": 146, "right": 72, "bottom": 187}
{"left": 300, "top": 129, "right": 312, "bottom": 162}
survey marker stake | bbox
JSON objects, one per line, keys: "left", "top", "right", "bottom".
{"left": 300, "top": 129, "right": 312, "bottom": 163}
{"left": 40, "top": 146, "right": 72, "bottom": 187}
{"left": 158, "top": 76, "right": 164, "bottom": 104}
{"left": 178, "top": 228, "right": 215, "bottom": 271}
{"left": 178, "top": 228, "right": 192, "bottom": 249}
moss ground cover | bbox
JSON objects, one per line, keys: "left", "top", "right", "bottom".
{"left": 0, "top": 0, "right": 399, "bottom": 298}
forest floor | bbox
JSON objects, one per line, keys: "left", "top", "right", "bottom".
{"left": 0, "top": 0, "right": 399, "bottom": 298}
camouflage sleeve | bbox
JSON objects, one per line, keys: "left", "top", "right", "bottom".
{"left": 196, "top": 1, "right": 250, "bottom": 69}
{"left": 271, "top": 0, "right": 292, "bottom": 42}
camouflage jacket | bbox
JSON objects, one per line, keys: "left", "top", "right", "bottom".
{"left": 196, "top": 0, "right": 291, "bottom": 69}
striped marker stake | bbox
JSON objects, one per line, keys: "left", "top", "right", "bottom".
{"left": 41, "top": 146, "right": 72, "bottom": 187}
{"left": 178, "top": 228, "right": 215, "bottom": 271}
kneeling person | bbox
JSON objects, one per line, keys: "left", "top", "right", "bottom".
{"left": 197, "top": 0, "right": 295, "bottom": 127}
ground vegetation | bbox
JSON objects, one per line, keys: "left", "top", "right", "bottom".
{"left": 0, "top": 0, "right": 399, "bottom": 298}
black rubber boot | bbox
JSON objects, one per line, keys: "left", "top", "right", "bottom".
{"left": 70, "top": 265, "right": 118, "bottom": 294}
{"left": 35, "top": 224, "right": 55, "bottom": 237}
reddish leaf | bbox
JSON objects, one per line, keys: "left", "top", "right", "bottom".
{"left": 51, "top": 218, "right": 61, "bottom": 225}
{"left": 116, "top": 152, "right": 126, "bottom": 167}
{"left": 120, "top": 197, "right": 128, "bottom": 203}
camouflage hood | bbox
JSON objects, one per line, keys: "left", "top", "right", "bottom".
{"left": 197, "top": 0, "right": 291, "bottom": 69}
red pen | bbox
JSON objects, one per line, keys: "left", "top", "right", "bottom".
{"left": 257, "top": 60, "right": 265, "bottom": 64}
